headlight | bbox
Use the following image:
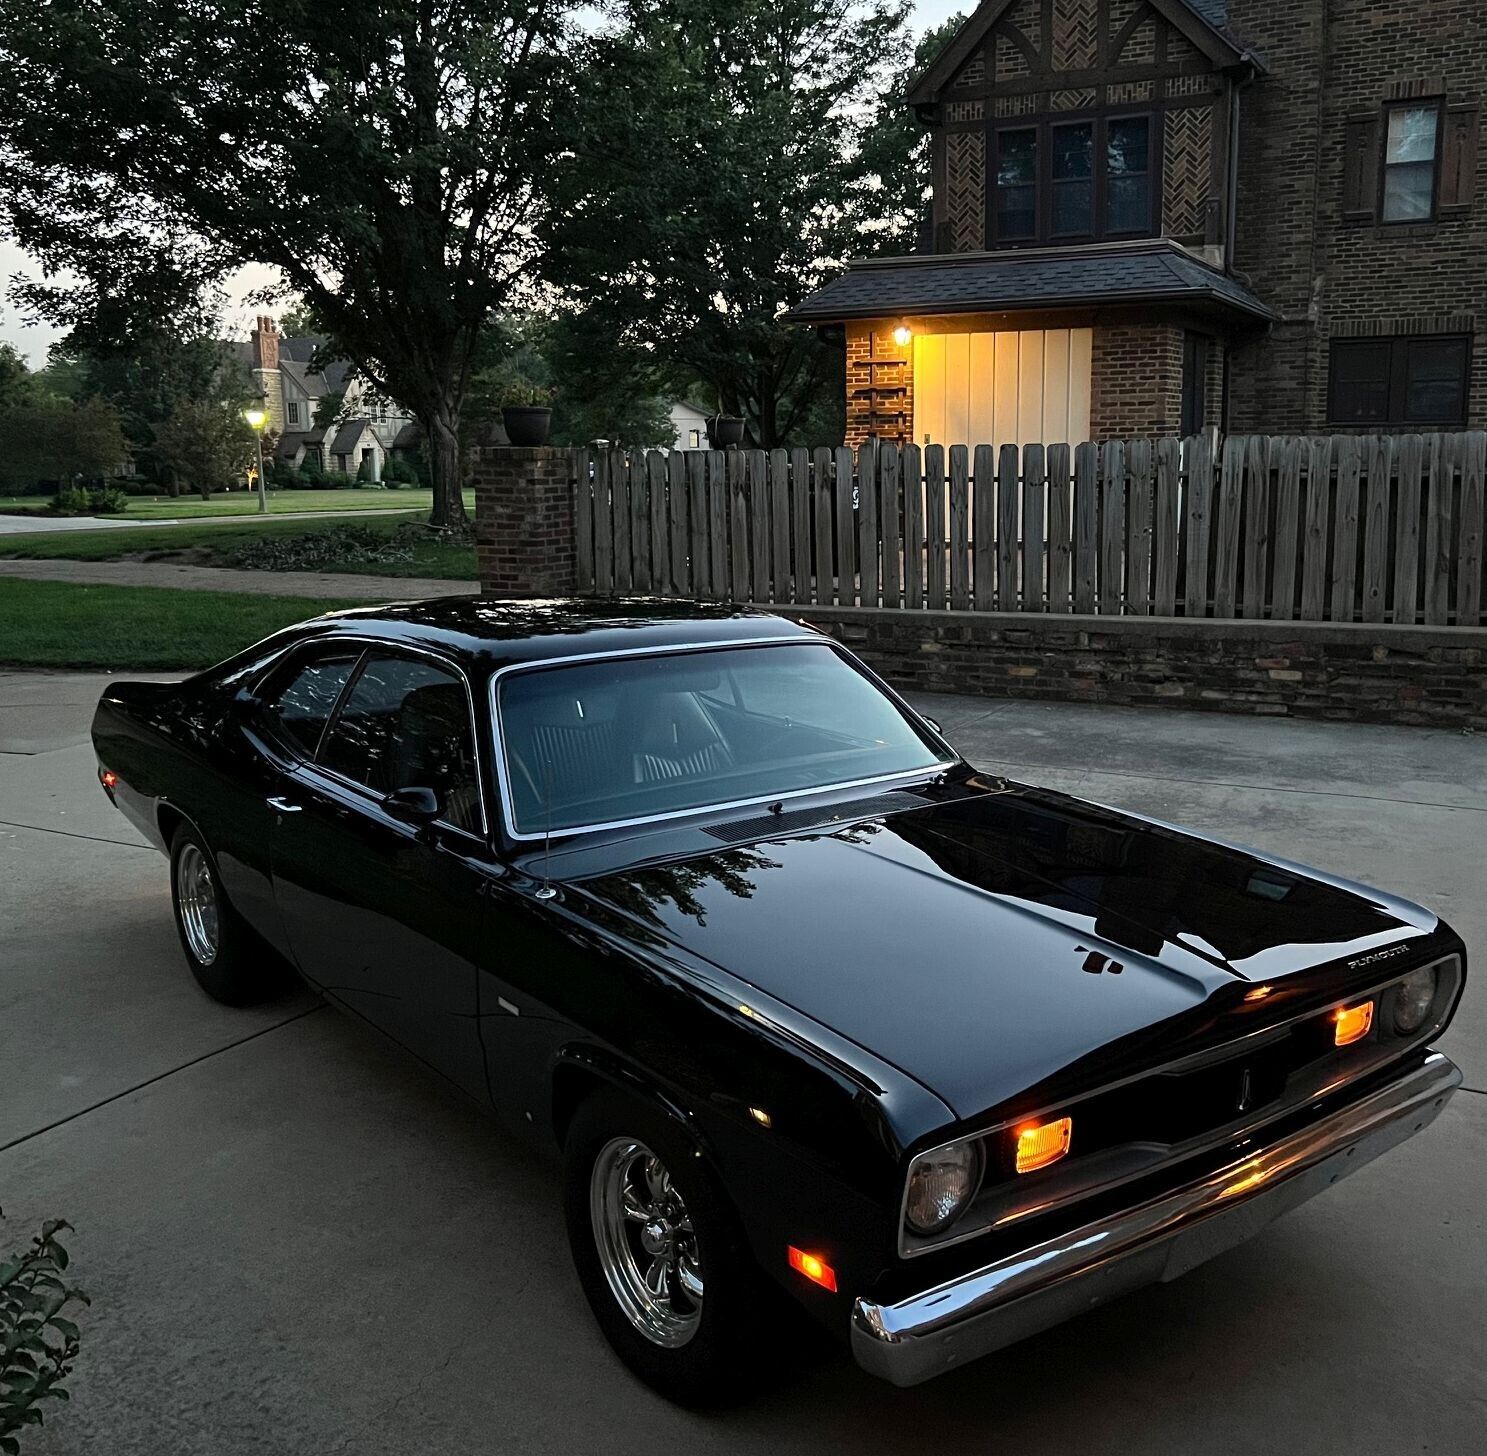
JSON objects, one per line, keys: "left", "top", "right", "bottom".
{"left": 1391, "top": 965, "right": 1438, "bottom": 1035}
{"left": 905, "top": 1142, "right": 982, "bottom": 1236}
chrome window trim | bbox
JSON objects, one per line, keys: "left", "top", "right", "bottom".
{"left": 486, "top": 637, "right": 956, "bottom": 844}
{"left": 259, "top": 634, "right": 492, "bottom": 842}
{"left": 897, "top": 950, "right": 1463, "bottom": 1258}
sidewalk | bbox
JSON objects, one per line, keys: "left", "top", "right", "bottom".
{"left": 0, "top": 556, "right": 478, "bottom": 601}
{"left": 0, "top": 506, "right": 425, "bottom": 536}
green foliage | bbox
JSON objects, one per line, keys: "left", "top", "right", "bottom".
{"left": 270, "top": 461, "right": 307, "bottom": 489}
{"left": 0, "top": 1208, "right": 88, "bottom": 1453}
{"left": 0, "top": 0, "right": 577, "bottom": 529}
{"left": 152, "top": 399, "right": 255, "bottom": 501}
{"left": 0, "top": 399, "right": 128, "bottom": 491}
{"left": 312, "top": 393, "right": 346, "bottom": 433}
{"left": 0, "top": 345, "right": 35, "bottom": 410}
{"left": 542, "top": 0, "right": 915, "bottom": 448}
{"left": 50, "top": 485, "right": 128, "bottom": 517}
{"left": 224, "top": 522, "right": 417, "bottom": 572}
{"left": 500, "top": 382, "right": 554, "bottom": 409}
{"left": 382, "top": 456, "right": 419, "bottom": 485}
{"left": 463, "top": 313, "right": 676, "bottom": 450}
{"left": 855, "top": 12, "right": 969, "bottom": 257}
{"left": 322, "top": 470, "right": 356, "bottom": 490}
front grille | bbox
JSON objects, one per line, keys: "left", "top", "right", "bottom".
{"left": 900, "top": 950, "right": 1464, "bottom": 1260}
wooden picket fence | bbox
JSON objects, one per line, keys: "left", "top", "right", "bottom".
{"left": 572, "top": 433, "right": 1487, "bottom": 627}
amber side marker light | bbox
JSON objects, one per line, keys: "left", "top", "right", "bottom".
{"left": 99, "top": 768, "right": 119, "bottom": 791}
{"left": 1015, "top": 1116, "right": 1073, "bottom": 1174}
{"left": 787, "top": 1246, "right": 838, "bottom": 1292}
{"left": 1334, "top": 1001, "right": 1375, "bottom": 1046}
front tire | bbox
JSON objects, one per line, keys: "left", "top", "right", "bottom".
{"left": 563, "top": 1089, "right": 780, "bottom": 1405}
{"left": 168, "top": 823, "right": 288, "bottom": 1006}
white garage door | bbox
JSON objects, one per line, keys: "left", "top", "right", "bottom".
{"left": 913, "top": 328, "right": 1092, "bottom": 451}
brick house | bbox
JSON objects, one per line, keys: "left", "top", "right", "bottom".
{"left": 788, "top": 0, "right": 1483, "bottom": 449}
{"left": 231, "top": 316, "right": 417, "bottom": 477}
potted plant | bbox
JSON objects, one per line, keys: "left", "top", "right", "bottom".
{"left": 501, "top": 384, "right": 555, "bottom": 447}
{"left": 705, "top": 413, "right": 745, "bottom": 448}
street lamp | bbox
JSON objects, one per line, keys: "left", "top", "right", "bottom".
{"left": 244, "top": 405, "right": 268, "bottom": 514}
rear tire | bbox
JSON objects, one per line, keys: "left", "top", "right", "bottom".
{"left": 563, "top": 1088, "right": 784, "bottom": 1406}
{"left": 168, "top": 823, "right": 290, "bottom": 1006}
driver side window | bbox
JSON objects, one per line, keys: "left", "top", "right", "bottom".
{"left": 318, "top": 653, "right": 484, "bottom": 836}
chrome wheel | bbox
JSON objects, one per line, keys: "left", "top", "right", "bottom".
{"left": 590, "top": 1137, "right": 704, "bottom": 1348}
{"left": 176, "top": 842, "right": 220, "bottom": 966}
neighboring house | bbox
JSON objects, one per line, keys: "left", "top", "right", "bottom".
{"left": 668, "top": 400, "right": 712, "bottom": 449}
{"left": 234, "top": 316, "right": 417, "bottom": 477}
{"left": 789, "top": 0, "right": 1484, "bottom": 448}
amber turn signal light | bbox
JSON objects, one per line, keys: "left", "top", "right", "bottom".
{"left": 1334, "top": 1000, "right": 1375, "bottom": 1046}
{"left": 1015, "top": 1116, "right": 1073, "bottom": 1174}
{"left": 98, "top": 767, "right": 119, "bottom": 791}
{"left": 787, "top": 1246, "right": 837, "bottom": 1292}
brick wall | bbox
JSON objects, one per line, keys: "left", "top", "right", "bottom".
{"left": 1089, "top": 324, "right": 1185, "bottom": 438}
{"left": 472, "top": 446, "right": 576, "bottom": 595}
{"left": 1227, "top": 0, "right": 1487, "bottom": 433}
{"left": 845, "top": 321, "right": 914, "bottom": 448}
{"left": 791, "top": 606, "right": 1487, "bottom": 729}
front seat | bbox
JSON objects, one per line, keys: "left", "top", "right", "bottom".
{"left": 632, "top": 692, "right": 734, "bottom": 784}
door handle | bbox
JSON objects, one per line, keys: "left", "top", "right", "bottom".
{"left": 268, "top": 795, "right": 304, "bottom": 814}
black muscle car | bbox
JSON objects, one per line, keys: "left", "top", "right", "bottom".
{"left": 91, "top": 598, "right": 1466, "bottom": 1402}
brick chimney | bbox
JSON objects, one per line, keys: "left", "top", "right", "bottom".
{"left": 251, "top": 314, "right": 280, "bottom": 371}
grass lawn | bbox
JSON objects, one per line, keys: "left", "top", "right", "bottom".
{"left": 0, "top": 578, "right": 352, "bottom": 670}
{"left": 0, "top": 512, "right": 477, "bottom": 581}
{"left": 0, "top": 488, "right": 475, "bottom": 520}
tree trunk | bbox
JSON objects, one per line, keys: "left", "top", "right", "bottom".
{"left": 426, "top": 403, "right": 467, "bottom": 530}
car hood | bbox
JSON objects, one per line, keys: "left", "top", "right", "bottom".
{"left": 572, "top": 782, "right": 1435, "bottom": 1118}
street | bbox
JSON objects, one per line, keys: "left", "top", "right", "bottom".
{"left": 3, "top": 671, "right": 1483, "bottom": 1455}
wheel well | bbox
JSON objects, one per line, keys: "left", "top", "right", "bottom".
{"left": 551, "top": 1062, "right": 606, "bottom": 1149}
{"left": 157, "top": 803, "right": 185, "bottom": 851}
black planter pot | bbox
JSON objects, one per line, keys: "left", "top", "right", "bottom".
{"left": 705, "top": 414, "right": 746, "bottom": 448}
{"left": 502, "top": 405, "right": 553, "bottom": 447}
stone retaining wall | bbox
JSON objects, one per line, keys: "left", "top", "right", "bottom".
{"left": 786, "top": 606, "right": 1487, "bottom": 730}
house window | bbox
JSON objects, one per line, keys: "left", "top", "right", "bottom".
{"left": 1105, "top": 117, "right": 1152, "bottom": 234}
{"left": 688, "top": 429, "right": 701, "bottom": 448}
{"left": 995, "top": 128, "right": 1038, "bottom": 240}
{"left": 1381, "top": 103, "right": 1441, "bottom": 222}
{"left": 1051, "top": 123, "right": 1093, "bottom": 236}
{"left": 1327, "top": 334, "right": 1470, "bottom": 425}
{"left": 991, "top": 114, "right": 1153, "bottom": 245}
{"left": 287, "top": 402, "right": 300, "bottom": 424}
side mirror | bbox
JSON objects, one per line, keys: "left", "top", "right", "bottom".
{"left": 383, "top": 785, "right": 442, "bottom": 825}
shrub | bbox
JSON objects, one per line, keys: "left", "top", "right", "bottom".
{"left": 48, "top": 485, "right": 128, "bottom": 516}
{"left": 0, "top": 1208, "right": 88, "bottom": 1453}
{"left": 224, "top": 523, "right": 416, "bottom": 572}
{"left": 321, "top": 470, "right": 355, "bottom": 490}
{"left": 383, "top": 456, "right": 418, "bottom": 486}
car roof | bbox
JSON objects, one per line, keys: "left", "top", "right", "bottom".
{"left": 297, "top": 596, "right": 822, "bottom": 668}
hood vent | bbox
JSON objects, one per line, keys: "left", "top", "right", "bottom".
{"left": 703, "top": 791, "right": 926, "bottom": 843}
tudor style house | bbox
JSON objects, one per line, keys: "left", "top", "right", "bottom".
{"left": 790, "top": 0, "right": 1483, "bottom": 449}
{"left": 233, "top": 317, "right": 420, "bottom": 477}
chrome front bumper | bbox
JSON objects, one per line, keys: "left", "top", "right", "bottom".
{"left": 852, "top": 1051, "right": 1461, "bottom": 1387}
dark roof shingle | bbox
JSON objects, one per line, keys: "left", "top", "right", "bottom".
{"left": 785, "top": 241, "right": 1273, "bottom": 325}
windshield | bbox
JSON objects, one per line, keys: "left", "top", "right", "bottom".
{"left": 496, "top": 642, "right": 952, "bottom": 835}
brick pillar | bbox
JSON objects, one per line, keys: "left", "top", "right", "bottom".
{"left": 473, "top": 446, "right": 577, "bottom": 596}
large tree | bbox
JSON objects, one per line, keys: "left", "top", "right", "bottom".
{"left": 0, "top": 0, "right": 572, "bottom": 527}
{"left": 0, "top": 398, "right": 128, "bottom": 490}
{"left": 541, "top": 0, "right": 914, "bottom": 449}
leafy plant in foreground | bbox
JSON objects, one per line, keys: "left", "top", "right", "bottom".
{"left": 0, "top": 1209, "right": 87, "bottom": 1453}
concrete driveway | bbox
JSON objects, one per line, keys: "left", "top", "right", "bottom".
{"left": 3, "top": 671, "right": 1483, "bottom": 1456}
